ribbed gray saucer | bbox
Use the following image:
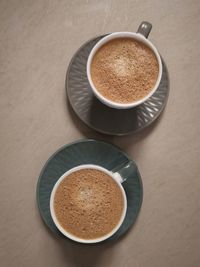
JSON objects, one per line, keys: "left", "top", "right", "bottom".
{"left": 66, "top": 35, "right": 169, "bottom": 135}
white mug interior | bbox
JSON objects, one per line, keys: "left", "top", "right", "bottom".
{"left": 50, "top": 164, "right": 127, "bottom": 244}
{"left": 87, "top": 32, "right": 162, "bottom": 109}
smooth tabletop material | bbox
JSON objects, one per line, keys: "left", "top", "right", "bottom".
{"left": 0, "top": 1, "right": 200, "bottom": 267}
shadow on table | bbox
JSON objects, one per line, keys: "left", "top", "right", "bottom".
{"left": 66, "top": 95, "right": 167, "bottom": 162}
{"left": 113, "top": 108, "right": 166, "bottom": 157}
{"left": 66, "top": 94, "right": 164, "bottom": 138}
{"left": 58, "top": 239, "right": 114, "bottom": 267}
{"left": 66, "top": 97, "right": 115, "bottom": 143}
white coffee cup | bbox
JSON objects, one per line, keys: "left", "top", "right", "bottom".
{"left": 50, "top": 164, "right": 127, "bottom": 244}
{"left": 87, "top": 21, "right": 162, "bottom": 109}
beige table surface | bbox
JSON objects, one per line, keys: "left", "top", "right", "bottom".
{"left": 1, "top": 1, "right": 200, "bottom": 266}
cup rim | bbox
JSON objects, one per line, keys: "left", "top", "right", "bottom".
{"left": 50, "top": 164, "right": 127, "bottom": 244}
{"left": 87, "top": 31, "right": 162, "bottom": 109}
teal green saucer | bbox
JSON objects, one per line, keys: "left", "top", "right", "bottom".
{"left": 36, "top": 139, "right": 143, "bottom": 242}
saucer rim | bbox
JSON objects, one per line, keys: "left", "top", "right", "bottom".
{"left": 36, "top": 139, "right": 143, "bottom": 242}
{"left": 66, "top": 35, "right": 170, "bottom": 136}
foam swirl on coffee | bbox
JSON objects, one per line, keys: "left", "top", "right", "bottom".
{"left": 54, "top": 169, "right": 124, "bottom": 240}
{"left": 91, "top": 37, "right": 159, "bottom": 103}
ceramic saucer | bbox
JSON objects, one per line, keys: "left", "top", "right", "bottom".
{"left": 66, "top": 35, "right": 169, "bottom": 135}
{"left": 37, "top": 139, "right": 143, "bottom": 242}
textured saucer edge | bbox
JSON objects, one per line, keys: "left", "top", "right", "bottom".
{"left": 66, "top": 35, "right": 170, "bottom": 136}
{"left": 36, "top": 139, "right": 143, "bottom": 242}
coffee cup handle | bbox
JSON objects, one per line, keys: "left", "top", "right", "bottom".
{"left": 111, "top": 161, "right": 138, "bottom": 184}
{"left": 137, "top": 21, "right": 152, "bottom": 38}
